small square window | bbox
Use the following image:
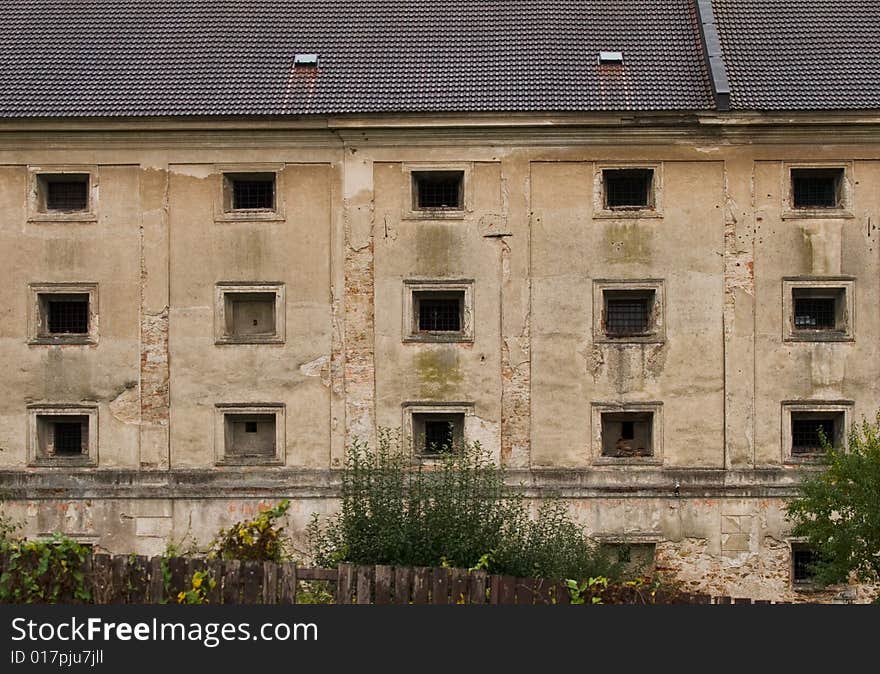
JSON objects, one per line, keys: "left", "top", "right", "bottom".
{"left": 601, "top": 412, "right": 654, "bottom": 458}
{"left": 404, "top": 280, "right": 474, "bottom": 343}
{"left": 790, "top": 412, "right": 842, "bottom": 454}
{"left": 412, "top": 413, "right": 464, "bottom": 455}
{"left": 791, "top": 544, "right": 820, "bottom": 585}
{"left": 783, "top": 279, "right": 853, "bottom": 342}
{"left": 593, "top": 280, "right": 664, "bottom": 344}
{"left": 782, "top": 401, "right": 851, "bottom": 462}
{"left": 215, "top": 283, "right": 285, "bottom": 345}
{"left": 214, "top": 404, "right": 285, "bottom": 465}
{"left": 791, "top": 168, "right": 843, "bottom": 209}
{"left": 224, "top": 172, "right": 276, "bottom": 211}
{"left": 29, "top": 283, "right": 98, "bottom": 345}
{"left": 28, "top": 405, "right": 98, "bottom": 466}
{"left": 38, "top": 173, "right": 90, "bottom": 212}
{"left": 603, "top": 169, "right": 653, "bottom": 209}
{"left": 412, "top": 171, "right": 464, "bottom": 210}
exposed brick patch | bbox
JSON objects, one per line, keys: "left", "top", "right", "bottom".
{"left": 140, "top": 308, "right": 169, "bottom": 426}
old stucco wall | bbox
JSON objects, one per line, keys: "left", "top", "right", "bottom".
{"left": 0, "top": 117, "right": 879, "bottom": 602}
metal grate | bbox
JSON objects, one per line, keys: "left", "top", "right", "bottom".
{"left": 604, "top": 169, "right": 652, "bottom": 208}
{"left": 415, "top": 172, "right": 462, "bottom": 209}
{"left": 791, "top": 418, "right": 835, "bottom": 453}
{"left": 794, "top": 297, "right": 836, "bottom": 329}
{"left": 46, "top": 181, "right": 88, "bottom": 211}
{"left": 53, "top": 421, "right": 83, "bottom": 455}
{"left": 606, "top": 298, "right": 650, "bottom": 336}
{"left": 792, "top": 548, "right": 818, "bottom": 582}
{"left": 47, "top": 298, "right": 89, "bottom": 334}
{"left": 424, "top": 420, "right": 454, "bottom": 454}
{"left": 419, "top": 298, "right": 461, "bottom": 332}
{"left": 792, "top": 169, "right": 841, "bottom": 208}
{"left": 232, "top": 179, "right": 274, "bottom": 209}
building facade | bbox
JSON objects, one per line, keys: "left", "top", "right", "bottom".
{"left": 1, "top": 0, "right": 879, "bottom": 601}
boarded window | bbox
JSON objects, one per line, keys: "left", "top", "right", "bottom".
{"left": 226, "top": 292, "right": 276, "bottom": 337}
{"left": 412, "top": 171, "right": 464, "bottom": 209}
{"left": 225, "top": 414, "right": 276, "bottom": 458}
{"left": 603, "top": 169, "right": 653, "bottom": 209}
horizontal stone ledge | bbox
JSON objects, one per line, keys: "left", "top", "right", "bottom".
{"left": 0, "top": 467, "right": 808, "bottom": 500}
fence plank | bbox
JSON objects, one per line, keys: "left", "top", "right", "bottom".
{"left": 488, "top": 574, "right": 502, "bottom": 605}
{"left": 168, "top": 557, "right": 187, "bottom": 601}
{"left": 374, "top": 565, "right": 392, "bottom": 605}
{"left": 148, "top": 556, "right": 164, "bottom": 604}
{"left": 450, "top": 568, "right": 468, "bottom": 604}
{"left": 498, "top": 576, "right": 517, "bottom": 605}
{"left": 279, "top": 563, "right": 298, "bottom": 604}
{"left": 110, "top": 555, "right": 128, "bottom": 604}
{"left": 336, "top": 564, "right": 354, "bottom": 605}
{"left": 298, "top": 568, "right": 337, "bottom": 581}
{"left": 263, "top": 562, "right": 278, "bottom": 604}
{"left": 242, "top": 561, "right": 262, "bottom": 604}
{"left": 432, "top": 567, "right": 449, "bottom": 605}
{"left": 412, "top": 568, "right": 430, "bottom": 604}
{"left": 128, "top": 556, "right": 150, "bottom": 604}
{"left": 356, "top": 566, "right": 372, "bottom": 604}
{"left": 393, "top": 566, "right": 412, "bottom": 605}
{"left": 206, "top": 559, "right": 223, "bottom": 604}
{"left": 517, "top": 578, "right": 539, "bottom": 605}
{"left": 223, "top": 560, "right": 241, "bottom": 604}
{"left": 91, "top": 554, "right": 111, "bottom": 604}
{"left": 554, "top": 581, "right": 570, "bottom": 605}
{"left": 469, "top": 571, "right": 487, "bottom": 604}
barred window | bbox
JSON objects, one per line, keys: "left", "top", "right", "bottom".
{"left": 791, "top": 168, "right": 843, "bottom": 209}
{"left": 412, "top": 413, "right": 464, "bottom": 455}
{"left": 415, "top": 293, "right": 464, "bottom": 333}
{"left": 413, "top": 171, "right": 464, "bottom": 209}
{"left": 224, "top": 172, "right": 276, "bottom": 211}
{"left": 794, "top": 297, "right": 836, "bottom": 330}
{"left": 791, "top": 416, "right": 837, "bottom": 454}
{"left": 603, "top": 169, "right": 653, "bottom": 209}
{"left": 604, "top": 290, "right": 654, "bottom": 337}
{"left": 38, "top": 174, "right": 89, "bottom": 212}
{"left": 46, "top": 296, "right": 89, "bottom": 334}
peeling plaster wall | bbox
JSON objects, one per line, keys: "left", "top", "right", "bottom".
{"left": 1, "top": 121, "right": 879, "bottom": 602}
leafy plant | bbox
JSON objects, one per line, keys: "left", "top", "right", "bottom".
{"left": 209, "top": 500, "right": 292, "bottom": 562}
{"left": 177, "top": 570, "right": 216, "bottom": 605}
{"left": 0, "top": 533, "right": 92, "bottom": 604}
{"left": 786, "top": 412, "right": 880, "bottom": 596}
{"left": 296, "top": 580, "right": 334, "bottom": 605}
{"left": 308, "top": 430, "right": 620, "bottom": 580}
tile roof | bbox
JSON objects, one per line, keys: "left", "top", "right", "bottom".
{"left": 0, "top": 0, "right": 714, "bottom": 117}
{"left": 712, "top": 0, "right": 880, "bottom": 111}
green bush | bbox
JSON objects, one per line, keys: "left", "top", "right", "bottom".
{"left": 0, "top": 533, "right": 92, "bottom": 604}
{"left": 208, "top": 499, "right": 293, "bottom": 562}
{"left": 308, "top": 430, "right": 620, "bottom": 580}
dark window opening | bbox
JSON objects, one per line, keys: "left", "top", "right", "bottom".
{"left": 245, "top": 422, "right": 258, "bottom": 433}
{"left": 39, "top": 174, "right": 89, "bottom": 212}
{"left": 413, "top": 412, "right": 464, "bottom": 455}
{"left": 47, "top": 181, "right": 88, "bottom": 211}
{"left": 794, "top": 297, "right": 836, "bottom": 330}
{"left": 792, "top": 168, "right": 843, "bottom": 209}
{"left": 46, "top": 296, "right": 89, "bottom": 334}
{"left": 413, "top": 171, "right": 464, "bottom": 209}
{"left": 53, "top": 422, "right": 84, "bottom": 455}
{"left": 424, "top": 420, "right": 454, "bottom": 454}
{"left": 604, "top": 290, "right": 654, "bottom": 337}
{"left": 418, "top": 298, "right": 461, "bottom": 332}
{"left": 601, "top": 412, "right": 653, "bottom": 458}
{"left": 225, "top": 173, "right": 276, "bottom": 211}
{"left": 792, "top": 546, "right": 818, "bottom": 583}
{"left": 604, "top": 169, "right": 653, "bottom": 209}
{"left": 791, "top": 416, "right": 837, "bottom": 454}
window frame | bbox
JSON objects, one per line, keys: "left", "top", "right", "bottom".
{"left": 27, "top": 166, "right": 98, "bottom": 223}
{"left": 593, "top": 279, "right": 665, "bottom": 344}
{"left": 28, "top": 283, "right": 99, "bottom": 346}
{"left": 402, "top": 402, "right": 474, "bottom": 462}
{"left": 782, "top": 277, "right": 854, "bottom": 343}
{"left": 591, "top": 402, "right": 663, "bottom": 465}
{"left": 214, "top": 282, "right": 286, "bottom": 345}
{"left": 403, "top": 279, "right": 474, "bottom": 343}
{"left": 27, "top": 404, "right": 98, "bottom": 467}
{"left": 214, "top": 403, "right": 285, "bottom": 466}
{"left": 214, "top": 164, "right": 285, "bottom": 222}
{"left": 593, "top": 163, "right": 663, "bottom": 219}
{"left": 402, "top": 163, "right": 472, "bottom": 220}
{"left": 781, "top": 400, "right": 853, "bottom": 464}
{"left": 782, "top": 162, "right": 853, "bottom": 220}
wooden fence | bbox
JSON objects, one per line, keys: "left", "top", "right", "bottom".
{"left": 0, "top": 552, "right": 791, "bottom": 604}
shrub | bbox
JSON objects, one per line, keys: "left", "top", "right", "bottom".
{"left": 0, "top": 533, "right": 92, "bottom": 604}
{"left": 208, "top": 499, "right": 293, "bottom": 562}
{"left": 308, "top": 430, "right": 620, "bottom": 580}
